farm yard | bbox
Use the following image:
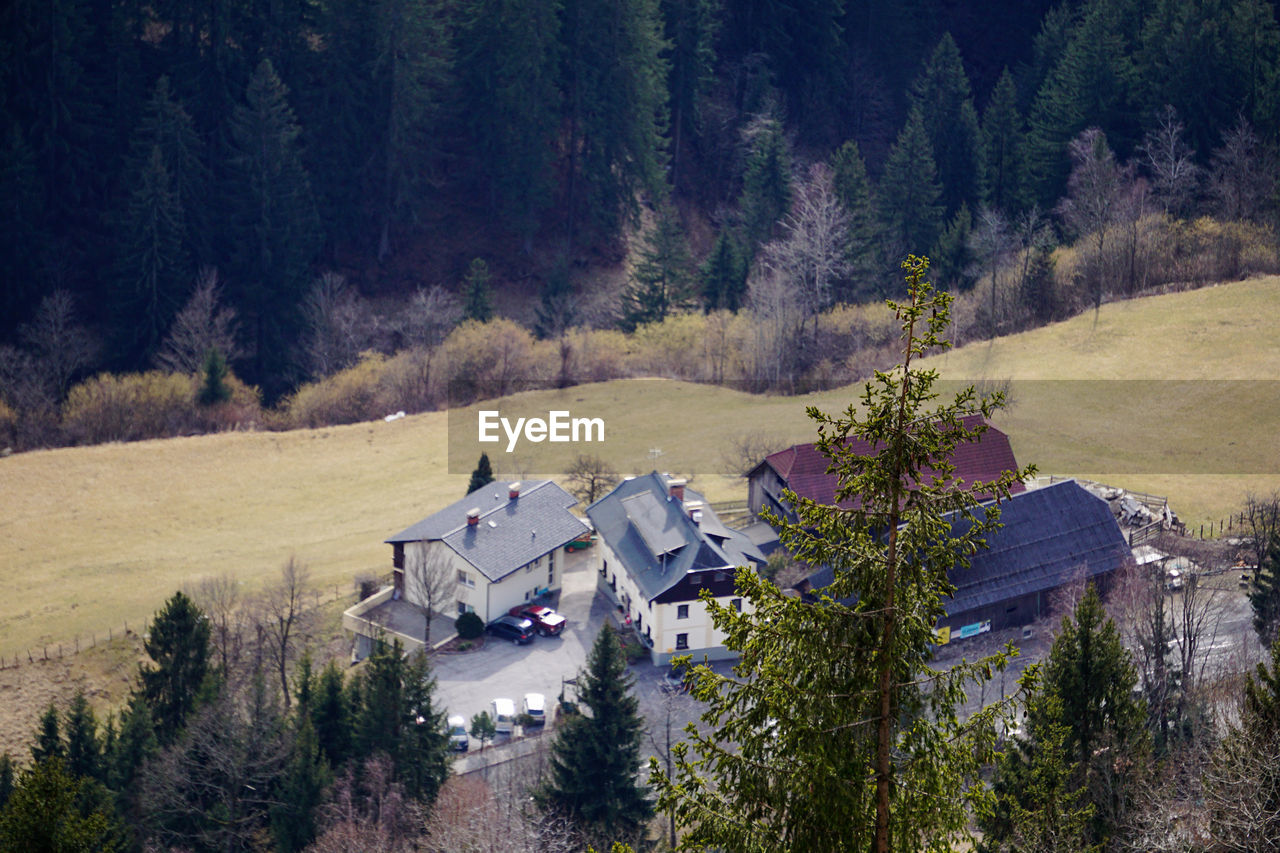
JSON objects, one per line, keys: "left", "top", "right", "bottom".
{"left": 1, "top": 276, "right": 1278, "bottom": 728}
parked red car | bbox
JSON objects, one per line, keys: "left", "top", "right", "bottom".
{"left": 508, "top": 604, "right": 567, "bottom": 636}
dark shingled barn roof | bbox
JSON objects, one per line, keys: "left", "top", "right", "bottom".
{"left": 943, "top": 479, "right": 1128, "bottom": 618}
{"left": 753, "top": 414, "right": 1024, "bottom": 509}
{"left": 587, "top": 472, "right": 765, "bottom": 603}
{"left": 803, "top": 480, "right": 1129, "bottom": 622}
{"left": 386, "top": 480, "right": 588, "bottom": 583}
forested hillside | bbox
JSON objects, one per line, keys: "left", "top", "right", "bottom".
{"left": 2, "top": 0, "right": 1279, "bottom": 413}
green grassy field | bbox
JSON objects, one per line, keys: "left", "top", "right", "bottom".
{"left": 1, "top": 275, "right": 1278, "bottom": 660}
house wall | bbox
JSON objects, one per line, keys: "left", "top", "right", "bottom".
{"left": 403, "top": 540, "right": 562, "bottom": 624}
{"left": 747, "top": 464, "right": 788, "bottom": 520}
{"left": 596, "top": 538, "right": 748, "bottom": 666}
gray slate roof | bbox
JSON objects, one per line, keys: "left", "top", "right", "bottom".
{"left": 804, "top": 479, "right": 1129, "bottom": 618}
{"left": 387, "top": 480, "right": 588, "bottom": 583}
{"left": 586, "top": 472, "right": 765, "bottom": 602}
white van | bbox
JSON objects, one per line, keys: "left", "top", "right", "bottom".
{"left": 492, "top": 697, "right": 516, "bottom": 734}
{"left": 523, "top": 692, "right": 546, "bottom": 726}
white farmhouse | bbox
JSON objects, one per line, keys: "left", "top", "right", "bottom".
{"left": 588, "top": 472, "right": 765, "bottom": 666}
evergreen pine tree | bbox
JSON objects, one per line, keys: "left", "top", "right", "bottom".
{"left": 653, "top": 258, "right": 1030, "bottom": 852}
{"left": 878, "top": 110, "right": 944, "bottom": 264}
{"left": 739, "top": 114, "right": 793, "bottom": 253}
{"left": 463, "top": 258, "right": 494, "bottom": 323}
{"left": 978, "top": 693, "right": 1100, "bottom": 853}
{"left": 129, "top": 76, "right": 210, "bottom": 265}
{"left": 983, "top": 68, "right": 1030, "bottom": 214}
{"left": 457, "top": 0, "right": 561, "bottom": 244}
{"left": 467, "top": 453, "right": 495, "bottom": 495}
{"left": 910, "top": 33, "right": 986, "bottom": 217}
{"left": 369, "top": 0, "right": 453, "bottom": 258}
{"left": 310, "top": 660, "right": 352, "bottom": 768}
{"left": 661, "top": 0, "right": 720, "bottom": 188}
{"left": 621, "top": 206, "right": 693, "bottom": 331}
{"left": 700, "top": 231, "right": 748, "bottom": 312}
{"left": 830, "top": 139, "right": 880, "bottom": 301}
{"left": 0, "top": 754, "right": 12, "bottom": 810}
{"left": 225, "top": 58, "right": 322, "bottom": 398}
{"left": 64, "top": 691, "right": 102, "bottom": 782}
{"left": 559, "top": 0, "right": 670, "bottom": 249}
{"left": 271, "top": 715, "right": 330, "bottom": 853}
{"left": 139, "top": 591, "right": 211, "bottom": 744}
{"left": 106, "top": 695, "right": 157, "bottom": 813}
{"left": 1250, "top": 530, "right": 1280, "bottom": 646}
{"left": 539, "top": 625, "right": 651, "bottom": 843}
{"left": 398, "top": 652, "right": 450, "bottom": 803}
{"left": 932, "top": 203, "right": 974, "bottom": 292}
{"left": 1025, "top": 1, "right": 1138, "bottom": 206}
{"left": 1030, "top": 585, "right": 1147, "bottom": 845}
{"left": 111, "top": 145, "right": 190, "bottom": 368}
{"left": 0, "top": 759, "right": 124, "bottom": 853}
{"left": 0, "top": 126, "right": 47, "bottom": 340}
{"left": 198, "top": 348, "right": 233, "bottom": 406}
{"left": 31, "top": 703, "right": 63, "bottom": 765}
{"left": 352, "top": 639, "right": 405, "bottom": 762}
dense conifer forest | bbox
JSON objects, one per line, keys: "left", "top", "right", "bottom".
{"left": 2, "top": 0, "right": 1279, "bottom": 425}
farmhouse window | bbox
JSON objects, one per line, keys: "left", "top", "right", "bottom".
{"left": 457, "top": 570, "right": 475, "bottom": 588}
{"left": 677, "top": 605, "right": 689, "bottom": 619}
{"left": 731, "top": 598, "right": 742, "bottom": 612}
{"left": 676, "top": 633, "right": 689, "bottom": 650}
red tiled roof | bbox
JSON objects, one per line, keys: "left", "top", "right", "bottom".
{"left": 762, "top": 415, "right": 1024, "bottom": 507}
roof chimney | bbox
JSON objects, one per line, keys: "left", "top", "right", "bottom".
{"left": 466, "top": 507, "right": 481, "bottom": 526}
{"left": 668, "top": 478, "right": 687, "bottom": 501}
{"left": 508, "top": 481, "right": 521, "bottom": 500}
{"left": 684, "top": 500, "right": 704, "bottom": 525}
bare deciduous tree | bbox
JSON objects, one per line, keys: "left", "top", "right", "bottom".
{"left": 19, "top": 289, "right": 98, "bottom": 399}
{"left": 1242, "top": 492, "right": 1280, "bottom": 571}
{"left": 422, "top": 755, "right": 579, "bottom": 852}
{"left": 745, "top": 267, "right": 803, "bottom": 392}
{"left": 310, "top": 755, "right": 422, "bottom": 853}
{"left": 409, "top": 547, "right": 457, "bottom": 646}
{"left": 1204, "top": 719, "right": 1280, "bottom": 852}
{"left": 301, "top": 272, "right": 378, "bottom": 380}
{"left": 189, "top": 571, "right": 248, "bottom": 677}
{"left": 1058, "top": 128, "right": 1130, "bottom": 316}
{"left": 141, "top": 679, "right": 289, "bottom": 852}
{"left": 759, "top": 162, "right": 851, "bottom": 341}
{"left": 564, "top": 454, "right": 620, "bottom": 505}
{"left": 155, "top": 268, "right": 242, "bottom": 374}
{"left": 256, "top": 557, "right": 317, "bottom": 708}
{"left": 968, "top": 206, "right": 1015, "bottom": 337}
{"left": 1210, "top": 115, "right": 1272, "bottom": 223}
{"left": 719, "top": 430, "right": 785, "bottom": 479}
{"left": 1141, "top": 105, "right": 1201, "bottom": 217}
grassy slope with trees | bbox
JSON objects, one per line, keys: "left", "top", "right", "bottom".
{"left": 1, "top": 275, "right": 1277, "bottom": 661}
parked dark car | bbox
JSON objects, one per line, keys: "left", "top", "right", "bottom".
{"left": 487, "top": 615, "right": 536, "bottom": 644}
{"left": 508, "top": 604, "right": 567, "bottom": 636}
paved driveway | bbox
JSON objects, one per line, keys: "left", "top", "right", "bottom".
{"left": 431, "top": 547, "right": 613, "bottom": 742}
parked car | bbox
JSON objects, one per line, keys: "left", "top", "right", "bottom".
{"left": 522, "top": 692, "right": 546, "bottom": 726}
{"left": 661, "top": 662, "right": 689, "bottom": 694}
{"left": 487, "top": 615, "right": 536, "bottom": 644}
{"left": 508, "top": 604, "right": 567, "bottom": 636}
{"left": 447, "top": 715, "right": 469, "bottom": 752}
{"left": 492, "top": 698, "right": 516, "bottom": 734}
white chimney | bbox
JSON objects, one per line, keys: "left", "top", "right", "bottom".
{"left": 466, "top": 507, "right": 481, "bottom": 526}
{"left": 509, "top": 481, "right": 522, "bottom": 500}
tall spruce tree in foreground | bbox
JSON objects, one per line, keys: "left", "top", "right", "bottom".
{"left": 538, "top": 625, "right": 651, "bottom": 844}
{"left": 655, "top": 256, "right": 1031, "bottom": 852}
